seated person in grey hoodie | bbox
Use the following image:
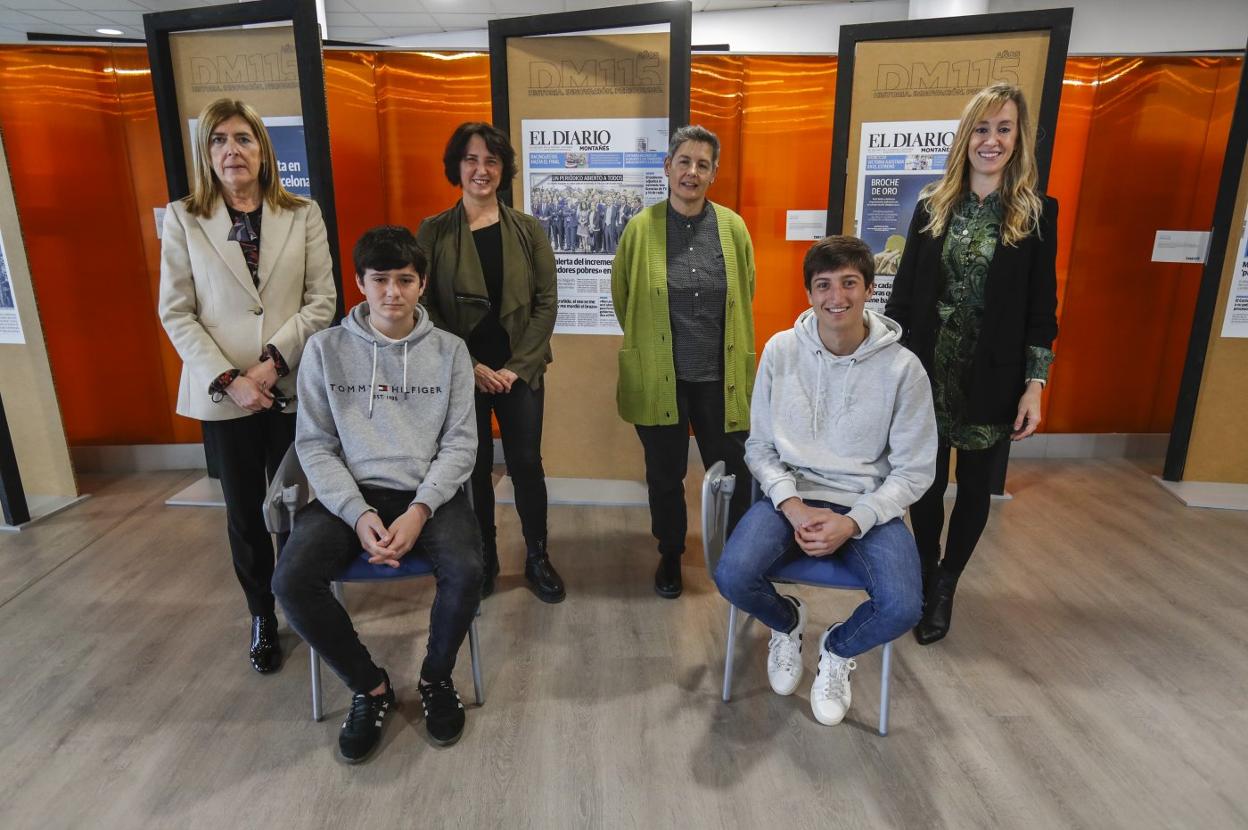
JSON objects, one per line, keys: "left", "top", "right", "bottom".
{"left": 273, "top": 226, "right": 481, "bottom": 761}
{"left": 713, "top": 235, "right": 936, "bottom": 727}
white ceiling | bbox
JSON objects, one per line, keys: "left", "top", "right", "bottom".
{"left": 0, "top": 0, "right": 831, "bottom": 45}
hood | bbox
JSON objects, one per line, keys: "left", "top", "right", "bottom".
{"left": 792, "top": 307, "right": 903, "bottom": 433}
{"left": 793, "top": 307, "right": 901, "bottom": 361}
{"left": 341, "top": 301, "right": 434, "bottom": 418}
{"left": 342, "top": 300, "right": 433, "bottom": 346}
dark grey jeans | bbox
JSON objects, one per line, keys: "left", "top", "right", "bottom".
{"left": 273, "top": 487, "right": 483, "bottom": 693}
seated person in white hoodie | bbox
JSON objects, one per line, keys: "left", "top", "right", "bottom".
{"left": 273, "top": 226, "right": 481, "bottom": 761}
{"left": 713, "top": 235, "right": 936, "bottom": 726}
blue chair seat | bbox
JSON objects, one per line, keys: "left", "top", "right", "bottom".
{"left": 766, "top": 554, "right": 867, "bottom": 591}
{"left": 338, "top": 551, "right": 435, "bottom": 582}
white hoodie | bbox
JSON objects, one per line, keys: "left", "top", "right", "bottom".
{"left": 745, "top": 308, "right": 937, "bottom": 537}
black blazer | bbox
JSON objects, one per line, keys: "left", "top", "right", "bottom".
{"left": 885, "top": 195, "right": 1059, "bottom": 425}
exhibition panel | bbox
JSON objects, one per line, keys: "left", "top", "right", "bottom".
{"left": 0, "top": 47, "right": 1237, "bottom": 448}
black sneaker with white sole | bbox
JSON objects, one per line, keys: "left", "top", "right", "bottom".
{"left": 418, "top": 677, "right": 466, "bottom": 746}
{"left": 338, "top": 671, "right": 396, "bottom": 764}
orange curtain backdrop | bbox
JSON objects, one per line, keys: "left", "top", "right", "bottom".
{"left": 1044, "top": 57, "right": 1240, "bottom": 433}
{"left": 0, "top": 47, "right": 184, "bottom": 444}
{"left": 0, "top": 46, "right": 1239, "bottom": 446}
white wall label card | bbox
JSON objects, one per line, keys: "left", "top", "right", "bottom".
{"left": 1220, "top": 212, "right": 1248, "bottom": 338}
{"left": 785, "top": 210, "right": 828, "bottom": 241}
{"left": 1151, "top": 230, "right": 1211, "bottom": 263}
{"left": 0, "top": 229, "right": 25, "bottom": 345}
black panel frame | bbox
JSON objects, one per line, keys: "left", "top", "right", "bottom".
{"left": 1163, "top": 40, "right": 1248, "bottom": 481}
{"left": 825, "top": 7, "right": 1073, "bottom": 237}
{"left": 143, "top": 0, "right": 342, "bottom": 316}
{"left": 0, "top": 390, "right": 30, "bottom": 526}
{"left": 487, "top": 0, "right": 692, "bottom": 207}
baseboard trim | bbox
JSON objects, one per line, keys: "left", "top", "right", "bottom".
{"left": 69, "top": 432, "right": 1169, "bottom": 475}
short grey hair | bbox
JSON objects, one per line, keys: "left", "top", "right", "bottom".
{"left": 666, "top": 125, "right": 720, "bottom": 167}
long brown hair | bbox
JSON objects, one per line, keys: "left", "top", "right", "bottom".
{"left": 920, "top": 83, "right": 1043, "bottom": 246}
{"left": 183, "top": 98, "right": 305, "bottom": 218}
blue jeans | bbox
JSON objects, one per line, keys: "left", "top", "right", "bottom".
{"left": 713, "top": 499, "right": 922, "bottom": 658}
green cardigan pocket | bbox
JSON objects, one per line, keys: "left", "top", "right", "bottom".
{"left": 617, "top": 347, "right": 642, "bottom": 393}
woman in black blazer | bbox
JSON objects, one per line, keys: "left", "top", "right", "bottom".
{"left": 885, "top": 83, "right": 1058, "bottom": 645}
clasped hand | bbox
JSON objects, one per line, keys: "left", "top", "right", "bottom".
{"left": 354, "top": 504, "right": 431, "bottom": 567}
{"left": 779, "top": 498, "right": 859, "bottom": 557}
{"left": 225, "top": 361, "right": 281, "bottom": 412}
{"left": 473, "top": 364, "right": 518, "bottom": 394}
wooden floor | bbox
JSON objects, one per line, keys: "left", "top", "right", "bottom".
{"left": 1, "top": 459, "right": 1246, "bottom": 829}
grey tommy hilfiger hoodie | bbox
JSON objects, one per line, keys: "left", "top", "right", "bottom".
{"left": 745, "top": 308, "right": 937, "bottom": 537}
{"left": 295, "top": 301, "right": 476, "bottom": 528}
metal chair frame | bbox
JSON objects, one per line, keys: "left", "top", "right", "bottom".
{"left": 701, "top": 461, "right": 895, "bottom": 736}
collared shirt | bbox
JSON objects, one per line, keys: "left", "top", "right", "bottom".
{"left": 666, "top": 200, "right": 726, "bottom": 381}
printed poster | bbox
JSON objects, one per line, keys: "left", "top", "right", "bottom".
{"left": 0, "top": 230, "right": 23, "bottom": 345}
{"left": 188, "top": 115, "right": 310, "bottom": 197}
{"left": 1219, "top": 203, "right": 1248, "bottom": 338}
{"left": 522, "top": 117, "right": 669, "bottom": 335}
{"left": 855, "top": 119, "right": 958, "bottom": 311}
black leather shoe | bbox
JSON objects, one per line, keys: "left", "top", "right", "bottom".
{"left": 249, "top": 614, "right": 281, "bottom": 673}
{"left": 524, "top": 554, "right": 566, "bottom": 604}
{"left": 654, "top": 555, "right": 682, "bottom": 599}
{"left": 480, "top": 541, "right": 500, "bottom": 599}
{"left": 914, "top": 571, "right": 958, "bottom": 645}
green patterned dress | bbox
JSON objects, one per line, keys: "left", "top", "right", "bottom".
{"left": 933, "top": 191, "right": 1054, "bottom": 450}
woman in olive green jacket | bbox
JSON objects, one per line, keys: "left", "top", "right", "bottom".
{"left": 417, "top": 122, "right": 565, "bottom": 603}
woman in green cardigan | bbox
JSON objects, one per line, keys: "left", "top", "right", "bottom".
{"left": 417, "top": 122, "right": 565, "bottom": 604}
{"left": 611, "top": 125, "right": 757, "bottom": 599}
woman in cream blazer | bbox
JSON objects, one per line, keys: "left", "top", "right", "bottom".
{"left": 159, "top": 99, "right": 335, "bottom": 674}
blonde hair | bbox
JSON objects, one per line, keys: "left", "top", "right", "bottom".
{"left": 183, "top": 98, "right": 305, "bottom": 218}
{"left": 920, "top": 82, "right": 1043, "bottom": 246}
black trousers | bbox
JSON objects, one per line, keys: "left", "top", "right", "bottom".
{"left": 201, "top": 410, "right": 296, "bottom": 617}
{"left": 908, "top": 440, "right": 1006, "bottom": 583}
{"left": 272, "top": 488, "right": 483, "bottom": 692}
{"left": 473, "top": 379, "right": 548, "bottom": 556}
{"left": 635, "top": 380, "right": 751, "bottom": 557}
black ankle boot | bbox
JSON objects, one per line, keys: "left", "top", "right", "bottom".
{"left": 249, "top": 614, "right": 281, "bottom": 673}
{"left": 524, "top": 540, "right": 566, "bottom": 603}
{"left": 480, "top": 538, "right": 500, "bottom": 599}
{"left": 654, "top": 554, "right": 683, "bottom": 599}
{"left": 914, "top": 570, "right": 958, "bottom": 645}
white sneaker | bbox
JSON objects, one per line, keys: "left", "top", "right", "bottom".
{"left": 766, "top": 595, "right": 807, "bottom": 696}
{"left": 811, "top": 625, "right": 856, "bottom": 726}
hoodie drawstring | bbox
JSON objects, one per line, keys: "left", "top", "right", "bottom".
{"left": 813, "top": 352, "right": 825, "bottom": 433}
{"left": 812, "top": 354, "right": 858, "bottom": 433}
{"left": 367, "top": 341, "right": 378, "bottom": 420}
{"left": 402, "top": 342, "right": 409, "bottom": 400}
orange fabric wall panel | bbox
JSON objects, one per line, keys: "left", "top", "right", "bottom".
{"left": 1037, "top": 57, "right": 1099, "bottom": 428}
{"left": 0, "top": 46, "right": 179, "bottom": 445}
{"left": 374, "top": 52, "right": 490, "bottom": 232}
{"left": 735, "top": 55, "right": 838, "bottom": 354}
{"left": 325, "top": 50, "right": 385, "bottom": 310}
{"left": 691, "top": 55, "right": 745, "bottom": 215}
{"left": 1045, "top": 57, "right": 1239, "bottom": 433}
{"left": 111, "top": 48, "right": 200, "bottom": 444}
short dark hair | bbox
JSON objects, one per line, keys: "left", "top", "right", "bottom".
{"left": 666, "top": 124, "right": 720, "bottom": 167}
{"left": 803, "top": 236, "right": 875, "bottom": 291}
{"left": 442, "top": 122, "right": 517, "bottom": 187}
{"left": 353, "top": 225, "right": 426, "bottom": 279}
